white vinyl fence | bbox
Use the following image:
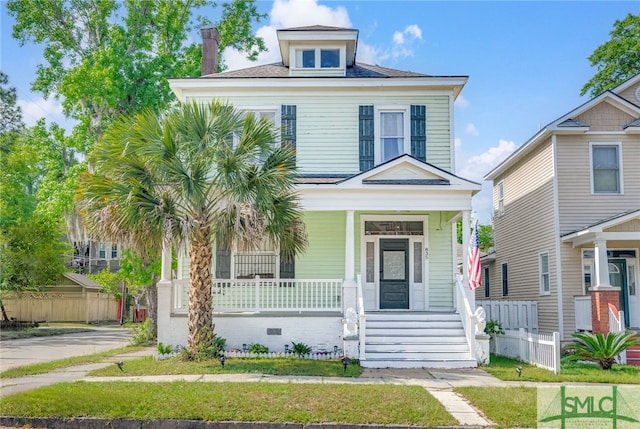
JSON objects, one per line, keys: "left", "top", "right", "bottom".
{"left": 477, "top": 300, "right": 538, "bottom": 333}
{"left": 493, "top": 328, "right": 561, "bottom": 374}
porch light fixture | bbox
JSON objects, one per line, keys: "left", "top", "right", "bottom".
{"left": 341, "top": 356, "right": 351, "bottom": 373}
{"left": 220, "top": 355, "right": 225, "bottom": 368}
{"left": 515, "top": 366, "right": 522, "bottom": 377}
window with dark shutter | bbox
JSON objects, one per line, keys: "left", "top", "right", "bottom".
{"left": 359, "top": 105, "right": 374, "bottom": 171}
{"left": 410, "top": 105, "right": 426, "bottom": 162}
{"left": 281, "top": 105, "right": 296, "bottom": 150}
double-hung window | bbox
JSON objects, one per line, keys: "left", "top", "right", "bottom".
{"left": 98, "top": 243, "right": 106, "bottom": 259}
{"left": 591, "top": 142, "right": 622, "bottom": 194}
{"left": 236, "top": 108, "right": 279, "bottom": 161}
{"left": 376, "top": 107, "right": 410, "bottom": 164}
{"left": 539, "top": 252, "right": 550, "bottom": 295}
{"left": 497, "top": 181, "right": 505, "bottom": 216}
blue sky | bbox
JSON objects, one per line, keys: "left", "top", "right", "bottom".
{"left": 1, "top": 0, "right": 639, "bottom": 222}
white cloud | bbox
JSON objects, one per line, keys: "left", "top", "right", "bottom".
{"left": 454, "top": 95, "right": 469, "bottom": 109}
{"left": 456, "top": 139, "right": 517, "bottom": 224}
{"left": 465, "top": 123, "right": 479, "bottom": 136}
{"left": 223, "top": 0, "right": 353, "bottom": 71}
{"left": 17, "top": 97, "right": 66, "bottom": 127}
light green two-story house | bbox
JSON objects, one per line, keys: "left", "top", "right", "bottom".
{"left": 157, "top": 25, "right": 483, "bottom": 368}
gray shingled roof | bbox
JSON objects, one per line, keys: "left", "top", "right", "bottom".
{"left": 557, "top": 118, "right": 589, "bottom": 127}
{"left": 201, "top": 62, "right": 432, "bottom": 79}
{"left": 625, "top": 118, "right": 640, "bottom": 128}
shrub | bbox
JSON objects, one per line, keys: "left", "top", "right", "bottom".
{"left": 130, "top": 319, "right": 154, "bottom": 346}
{"left": 157, "top": 342, "right": 173, "bottom": 355}
{"left": 484, "top": 320, "right": 505, "bottom": 338}
{"left": 570, "top": 331, "right": 640, "bottom": 370}
{"left": 291, "top": 341, "right": 312, "bottom": 357}
{"left": 247, "top": 343, "right": 269, "bottom": 354}
{"left": 180, "top": 327, "right": 226, "bottom": 361}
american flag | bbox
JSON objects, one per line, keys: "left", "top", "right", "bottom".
{"left": 467, "top": 221, "right": 481, "bottom": 290}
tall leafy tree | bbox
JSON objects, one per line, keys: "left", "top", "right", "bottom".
{"left": 8, "top": 0, "right": 266, "bottom": 143}
{"left": 78, "top": 100, "right": 307, "bottom": 352}
{"left": 581, "top": 13, "right": 640, "bottom": 97}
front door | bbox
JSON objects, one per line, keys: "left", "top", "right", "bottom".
{"left": 609, "top": 259, "right": 629, "bottom": 327}
{"left": 379, "top": 239, "right": 409, "bottom": 309}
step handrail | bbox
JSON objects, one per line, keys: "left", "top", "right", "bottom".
{"left": 356, "top": 273, "right": 366, "bottom": 360}
{"left": 455, "top": 273, "right": 485, "bottom": 362}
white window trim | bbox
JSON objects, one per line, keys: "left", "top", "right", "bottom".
{"left": 234, "top": 106, "right": 281, "bottom": 149}
{"left": 290, "top": 45, "right": 345, "bottom": 70}
{"left": 589, "top": 141, "right": 623, "bottom": 195}
{"left": 374, "top": 105, "right": 411, "bottom": 165}
{"left": 497, "top": 181, "right": 505, "bottom": 216}
{"left": 539, "top": 251, "right": 550, "bottom": 296}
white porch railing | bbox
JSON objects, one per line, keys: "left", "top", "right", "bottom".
{"left": 608, "top": 303, "right": 627, "bottom": 364}
{"left": 356, "top": 274, "right": 366, "bottom": 361}
{"left": 455, "top": 273, "right": 483, "bottom": 361}
{"left": 574, "top": 296, "right": 592, "bottom": 331}
{"left": 173, "top": 278, "right": 343, "bottom": 313}
{"left": 477, "top": 300, "right": 539, "bottom": 333}
{"left": 494, "top": 328, "right": 561, "bottom": 374}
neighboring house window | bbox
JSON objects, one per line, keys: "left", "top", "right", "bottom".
{"left": 483, "top": 266, "right": 490, "bottom": 298}
{"left": 590, "top": 142, "right": 622, "bottom": 194}
{"left": 111, "top": 244, "right": 118, "bottom": 259}
{"left": 539, "top": 252, "right": 550, "bottom": 295}
{"left": 501, "top": 263, "right": 508, "bottom": 296}
{"left": 98, "top": 243, "right": 106, "bottom": 259}
{"left": 497, "top": 181, "right": 504, "bottom": 216}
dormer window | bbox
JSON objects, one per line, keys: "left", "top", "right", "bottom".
{"left": 294, "top": 47, "right": 343, "bottom": 70}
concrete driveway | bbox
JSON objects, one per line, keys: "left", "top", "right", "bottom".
{"left": 0, "top": 327, "right": 133, "bottom": 371}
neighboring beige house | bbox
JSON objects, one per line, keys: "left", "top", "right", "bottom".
{"left": 479, "top": 75, "right": 640, "bottom": 348}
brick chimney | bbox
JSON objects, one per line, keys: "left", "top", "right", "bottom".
{"left": 201, "top": 26, "right": 220, "bottom": 76}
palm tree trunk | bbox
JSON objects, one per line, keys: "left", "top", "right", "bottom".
{"left": 188, "top": 236, "right": 214, "bottom": 351}
{"left": 144, "top": 278, "right": 158, "bottom": 339}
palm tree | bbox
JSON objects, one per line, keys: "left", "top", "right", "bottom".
{"left": 571, "top": 331, "right": 640, "bottom": 370}
{"left": 78, "top": 100, "right": 307, "bottom": 353}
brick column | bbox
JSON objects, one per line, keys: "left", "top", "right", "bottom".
{"left": 590, "top": 288, "right": 620, "bottom": 334}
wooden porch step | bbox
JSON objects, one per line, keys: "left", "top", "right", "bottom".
{"left": 626, "top": 343, "right": 640, "bottom": 367}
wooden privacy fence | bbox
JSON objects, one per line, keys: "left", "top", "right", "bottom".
{"left": 477, "top": 300, "right": 539, "bottom": 333}
{"left": 493, "top": 328, "right": 561, "bottom": 374}
{"left": 2, "top": 291, "right": 118, "bottom": 323}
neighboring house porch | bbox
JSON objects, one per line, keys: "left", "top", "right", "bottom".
{"left": 565, "top": 209, "right": 640, "bottom": 333}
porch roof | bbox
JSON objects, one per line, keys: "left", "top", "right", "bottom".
{"left": 561, "top": 209, "right": 640, "bottom": 246}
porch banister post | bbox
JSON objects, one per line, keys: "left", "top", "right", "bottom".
{"left": 343, "top": 210, "right": 357, "bottom": 314}
{"left": 593, "top": 238, "right": 611, "bottom": 289}
{"left": 461, "top": 211, "right": 474, "bottom": 309}
{"left": 157, "top": 238, "right": 173, "bottom": 346}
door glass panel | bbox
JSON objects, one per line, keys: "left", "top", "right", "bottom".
{"left": 629, "top": 265, "right": 636, "bottom": 296}
{"left": 413, "top": 242, "right": 422, "bottom": 283}
{"left": 366, "top": 242, "right": 375, "bottom": 283}
{"left": 383, "top": 250, "right": 405, "bottom": 280}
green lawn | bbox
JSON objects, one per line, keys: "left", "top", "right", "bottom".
{"left": 483, "top": 354, "right": 640, "bottom": 384}
{"left": 89, "top": 355, "right": 362, "bottom": 377}
{"left": 0, "top": 382, "right": 457, "bottom": 426}
{"left": 455, "top": 386, "right": 537, "bottom": 428}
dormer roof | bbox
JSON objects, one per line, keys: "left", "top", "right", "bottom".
{"left": 277, "top": 25, "right": 358, "bottom": 67}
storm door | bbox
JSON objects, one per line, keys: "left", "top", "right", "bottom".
{"left": 609, "top": 259, "right": 629, "bottom": 327}
{"left": 379, "top": 239, "right": 409, "bottom": 309}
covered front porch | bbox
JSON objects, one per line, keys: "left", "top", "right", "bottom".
{"left": 565, "top": 210, "right": 640, "bottom": 333}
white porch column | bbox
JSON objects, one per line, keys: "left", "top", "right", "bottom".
{"left": 157, "top": 239, "right": 173, "bottom": 345}
{"left": 343, "top": 210, "right": 357, "bottom": 314}
{"left": 593, "top": 238, "right": 611, "bottom": 289}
